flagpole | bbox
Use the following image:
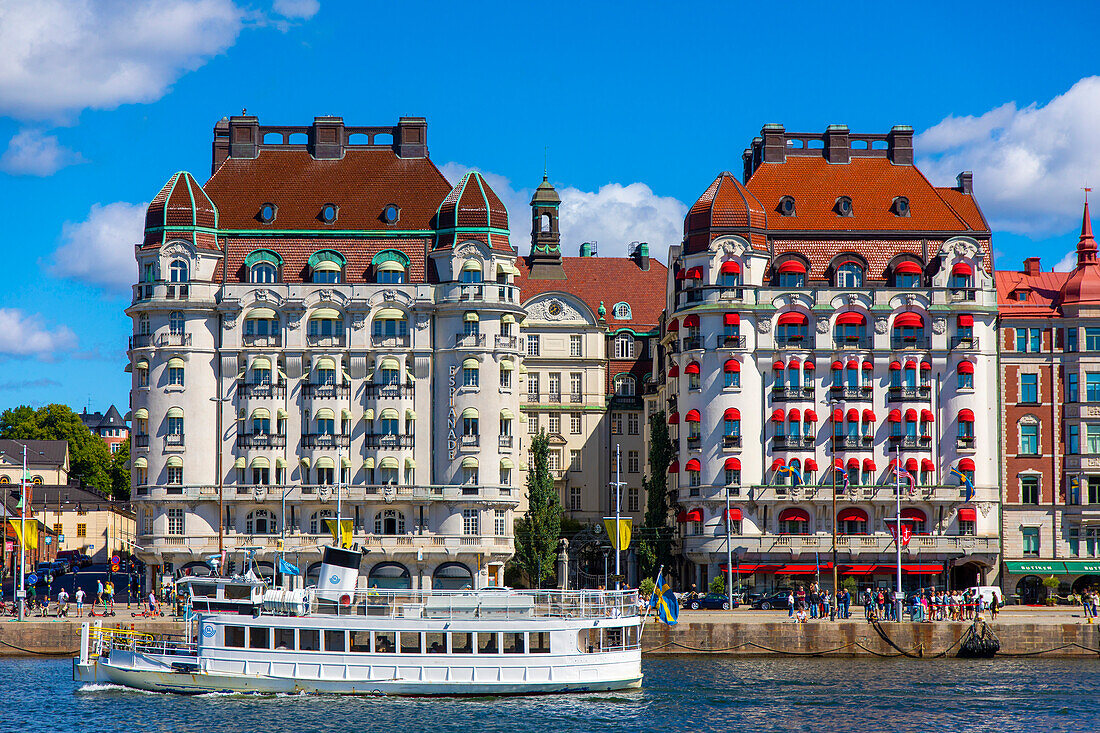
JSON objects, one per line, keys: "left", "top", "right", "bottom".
{"left": 895, "top": 444, "right": 902, "bottom": 623}
{"left": 18, "top": 444, "right": 26, "bottom": 621}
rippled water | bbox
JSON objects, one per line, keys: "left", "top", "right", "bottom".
{"left": 4, "top": 656, "right": 1098, "bottom": 733}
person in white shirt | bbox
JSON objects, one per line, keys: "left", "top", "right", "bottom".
{"left": 75, "top": 587, "right": 85, "bottom": 616}
{"left": 57, "top": 588, "right": 70, "bottom": 617}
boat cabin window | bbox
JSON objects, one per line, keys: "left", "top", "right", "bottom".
{"left": 325, "top": 630, "right": 346, "bottom": 652}
{"left": 274, "top": 628, "right": 294, "bottom": 650}
{"left": 224, "top": 626, "right": 245, "bottom": 648}
{"left": 603, "top": 627, "right": 624, "bottom": 651}
{"left": 189, "top": 583, "right": 216, "bottom": 598}
{"left": 350, "top": 631, "right": 371, "bottom": 652}
{"left": 225, "top": 585, "right": 252, "bottom": 601}
{"left": 578, "top": 627, "right": 635, "bottom": 653}
{"left": 502, "top": 632, "right": 525, "bottom": 654}
{"left": 249, "top": 627, "right": 270, "bottom": 650}
{"left": 426, "top": 632, "right": 446, "bottom": 653}
{"left": 530, "top": 631, "right": 551, "bottom": 654}
{"left": 400, "top": 631, "right": 422, "bottom": 654}
{"left": 450, "top": 632, "right": 473, "bottom": 654}
{"left": 477, "top": 632, "right": 499, "bottom": 654}
{"left": 299, "top": 629, "right": 320, "bottom": 651}
{"left": 374, "top": 631, "right": 396, "bottom": 653}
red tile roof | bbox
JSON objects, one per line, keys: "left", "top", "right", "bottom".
{"left": 995, "top": 270, "right": 1067, "bottom": 317}
{"left": 771, "top": 239, "right": 928, "bottom": 281}
{"left": 433, "top": 171, "right": 514, "bottom": 253}
{"left": 223, "top": 237, "right": 430, "bottom": 285}
{"left": 515, "top": 256, "right": 668, "bottom": 330}
{"left": 684, "top": 172, "right": 768, "bottom": 254}
{"left": 143, "top": 171, "right": 219, "bottom": 250}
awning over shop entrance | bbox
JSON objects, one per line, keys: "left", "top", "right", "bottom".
{"left": 1004, "top": 561, "right": 1067, "bottom": 574}
{"left": 1063, "top": 560, "right": 1100, "bottom": 573}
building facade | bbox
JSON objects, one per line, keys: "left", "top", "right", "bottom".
{"left": 128, "top": 115, "right": 523, "bottom": 590}
{"left": 80, "top": 406, "right": 129, "bottom": 454}
{"left": 514, "top": 177, "right": 667, "bottom": 555}
{"left": 661, "top": 125, "right": 1000, "bottom": 592}
{"left": 997, "top": 203, "right": 1100, "bottom": 601}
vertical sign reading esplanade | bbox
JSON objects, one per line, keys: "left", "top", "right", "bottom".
{"left": 448, "top": 364, "right": 458, "bottom": 459}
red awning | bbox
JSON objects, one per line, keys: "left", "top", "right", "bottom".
{"left": 773, "top": 360, "right": 785, "bottom": 371}
{"left": 920, "top": 361, "right": 932, "bottom": 371}
{"left": 958, "top": 409, "right": 975, "bottom": 422}
{"left": 836, "top": 312, "right": 865, "bottom": 325}
{"left": 675, "top": 511, "right": 688, "bottom": 522}
{"left": 686, "top": 266, "right": 704, "bottom": 280}
{"left": 887, "top": 409, "right": 901, "bottom": 423}
{"left": 838, "top": 507, "right": 869, "bottom": 522}
{"left": 957, "top": 314, "right": 974, "bottom": 327}
{"left": 777, "top": 564, "right": 831, "bottom": 575}
{"left": 889, "top": 361, "right": 902, "bottom": 371}
{"left": 684, "top": 508, "right": 703, "bottom": 522}
{"left": 846, "top": 408, "right": 859, "bottom": 422}
{"left": 889, "top": 458, "right": 899, "bottom": 469}
{"left": 770, "top": 458, "right": 785, "bottom": 471}
{"left": 862, "top": 459, "right": 876, "bottom": 472}
{"left": 804, "top": 409, "right": 818, "bottom": 422}
{"left": 894, "top": 313, "right": 924, "bottom": 328}
{"left": 862, "top": 360, "right": 873, "bottom": 371}
{"left": 958, "top": 361, "right": 974, "bottom": 374}
{"left": 831, "top": 360, "right": 844, "bottom": 371}
{"left": 863, "top": 409, "right": 876, "bottom": 422}
{"left": 846, "top": 359, "right": 859, "bottom": 370}
{"left": 831, "top": 408, "right": 844, "bottom": 422}
{"left": 920, "top": 409, "right": 935, "bottom": 423}
{"left": 724, "top": 359, "right": 740, "bottom": 373}
{"left": 904, "top": 458, "right": 919, "bottom": 472}
{"left": 685, "top": 409, "right": 701, "bottom": 422}
{"left": 805, "top": 459, "right": 818, "bottom": 471}
{"left": 952, "top": 262, "right": 973, "bottom": 276}
{"left": 843, "top": 565, "right": 877, "bottom": 575}
{"left": 685, "top": 458, "right": 701, "bottom": 472}
{"left": 667, "top": 318, "right": 679, "bottom": 331}
{"left": 804, "top": 360, "right": 816, "bottom": 371}
{"left": 788, "top": 358, "right": 801, "bottom": 369}
{"left": 674, "top": 269, "right": 687, "bottom": 280}
{"left": 958, "top": 458, "right": 976, "bottom": 471}
{"left": 720, "top": 261, "right": 741, "bottom": 274}
{"left": 720, "top": 564, "right": 781, "bottom": 574}
{"left": 771, "top": 409, "right": 785, "bottom": 422}
{"left": 724, "top": 312, "right": 740, "bottom": 325}
{"left": 903, "top": 565, "right": 942, "bottom": 575}
{"left": 957, "top": 507, "right": 976, "bottom": 521}
{"left": 668, "top": 364, "right": 679, "bottom": 378}
{"left": 904, "top": 408, "right": 918, "bottom": 422}
{"left": 778, "top": 508, "right": 810, "bottom": 522}
{"left": 727, "top": 507, "right": 743, "bottom": 521}
{"left": 787, "top": 408, "right": 801, "bottom": 422}
{"left": 846, "top": 457, "right": 860, "bottom": 470}
{"left": 778, "top": 260, "right": 807, "bottom": 274}
{"left": 685, "top": 361, "right": 701, "bottom": 374}
{"left": 894, "top": 261, "right": 922, "bottom": 275}
{"left": 668, "top": 460, "right": 680, "bottom": 473}
{"left": 777, "top": 312, "right": 807, "bottom": 326}
{"left": 724, "top": 408, "right": 741, "bottom": 420}
{"left": 724, "top": 457, "right": 741, "bottom": 470}
{"left": 684, "top": 314, "right": 700, "bottom": 328}
{"left": 904, "top": 359, "right": 917, "bottom": 370}
{"left": 921, "top": 459, "right": 935, "bottom": 472}
{"left": 833, "top": 458, "right": 845, "bottom": 470}
{"left": 901, "top": 508, "right": 927, "bottom": 522}
{"left": 668, "top": 412, "right": 680, "bottom": 424}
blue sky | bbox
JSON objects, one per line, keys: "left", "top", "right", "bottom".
{"left": 1, "top": 0, "right": 1098, "bottom": 415}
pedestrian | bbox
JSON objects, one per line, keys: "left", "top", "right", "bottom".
{"left": 75, "top": 586, "right": 85, "bottom": 616}
{"left": 57, "top": 588, "right": 69, "bottom": 617}
{"left": 808, "top": 586, "right": 818, "bottom": 619}
{"left": 148, "top": 590, "right": 159, "bottom": 616}
{"left": 104, "top": 580, "right": 115, "bottom": 615}
{"left": 27, "top": 582, "right": 37, "bottom": 613}
{"left": 95, "top": 578, "right": 104, "bottom": 611}
{"left": 787, "top": 590, "right": 795, "bottom": 618}
{"left": 990, "top": 592, "right": 1000, "bottom": 620}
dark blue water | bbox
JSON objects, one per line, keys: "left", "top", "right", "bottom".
{"left": 5, "top": 656, "right": 1097, "bottom": 732}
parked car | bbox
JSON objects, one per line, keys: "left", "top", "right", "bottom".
{"left": 751, "top": 591, "right": 792, "bottom": 610}
{"left": 685, "top": 593, "right": 738, "bottom": 610}
{"left": 56, "top": 550, "right": 93, "bottom": 569}
{"left": 36, "top": 561, "right": 66, "bottom": 577}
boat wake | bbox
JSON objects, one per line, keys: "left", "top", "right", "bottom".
{"left": 77, "top": 683, "right": 160, "bottom": 695}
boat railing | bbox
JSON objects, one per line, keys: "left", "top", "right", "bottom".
{"left": 89, "top": 626, "right": 198, "bottom": 658}
{"left": 307, "top": 588, "right": 640, "bottom": 620}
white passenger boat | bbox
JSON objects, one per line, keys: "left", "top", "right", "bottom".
{"left": 73, "top": 546, "right": 643, "bottom": 695}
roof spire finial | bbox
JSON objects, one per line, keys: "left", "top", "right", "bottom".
{"left": 543, "top": 146, "right": 548, "bottom": 181}
{"left": 1077, "top": 187, "right": 1096, "bottom": 267}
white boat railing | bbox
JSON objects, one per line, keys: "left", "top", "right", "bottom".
{"left": 89, "top": 626, "right": 199, "bottom": 658}
{"left": 306, "top": 588, "right": 640, "bottom": 620}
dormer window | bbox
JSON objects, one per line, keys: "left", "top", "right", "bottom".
{"left": 382, "top": 204, "right": 400, "bottom": 224}
{"left": 320, "top": 203, "right": 338, "bottom": 224}
{"left": 612, "top": 302, "right": 632, "bottom": 319}
{"left": 778, "top": 196, "right": 796, "bottom": 216}
{"left": 835, "top": 261, "right": 864, "bottom": 288}
{"left": 258, "top": 203, "right": 277, "bottom": 224}
{"left": 893, "top": 196, "right": 910, "bottom": 217}
{"left": 835, "top": 196, "right": 853, "bottom": 217}
{"left": 1015, "top": 290, "right": 1028, "bottom": 302}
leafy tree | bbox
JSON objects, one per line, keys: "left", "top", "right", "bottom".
{"left": 110, "top": 440, "right": 131, "bottom": 499}
{"left": 511, "top": 431, "right": 561, "bottom": 588}
{"left": 0, "top": 404, "right": 115, "bottom": 495}
{"left": 709, "top": 575, "right": 726, "bottom": 595}
{"left": 637, "top": 410, "right": 674, "bottom": 581}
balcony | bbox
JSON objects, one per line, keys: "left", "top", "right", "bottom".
{"left": 436, "top": 283, "right": 520, "bottom": 304}
{"left": 888, "top": 435, "right": 933, "bottom": 451}
{"left": 569, "top": 393, "right": 583, "bottom": 403}
{"left": 831, "top": 435, "right": 873, "bottom": 451}
{"left": 723, "top": 435, "right": 743, "bottom": 449}
{"left": 525, "top": 392, "right": 541, "bottom": 403}
{"left": 302, "top": 383, "right": 350, "bottom": 399}
{"left": 949, "top": 288, "right": 977, "bottom": 302}
{"left": 498, "top": 435, "right": 514, "bottom": 449}
{"left": 242, "top": 334, "right": 282, "bottom": 347}
{"left": 129, "top": 334, "right": 154, "bottom": 349}
{"left": 136, "top": 483, "right": 521, "bottom": 506}
{"left": 775, "top": 337, "right": 808, "bottom": 350}
{"left": 165, "top": 433, "right": 184, "bottom": 446}
{"left": 237, "top": 433, "right": 287, "bottom": 449}
{"left": 890, "top": 336, "right": 931, "bottom": 350}
{"left": 772, "top": 386, "right": 816, "bottom": 401}
{"left": 547, "top": 392, "right": 561, "bottom": 403}
{"left": 495, "top": 335, "right": 519, "bottom": 350}
{"left": 828, "top": 386, "right": 873, "bottom": 401}
{"left": 371, "top": 334, "right": 410, "bottom": 348}
{"left": 718, "top": 335, "right": 747, "bottom": 349}
{"left": 460, "top": 434, "right": 480, "bottom": 448}
{"left": 886, "top": 386, "right": 931, "bottom": 402}
{"left": 305, "top": 334, "right": 345, "bottom": 347}
{"left": 771, "top": 436, "right": 813, "bottom": 450}
{"left": 950, "top": 336, "right": 980, "bottom": 350}
{"left": 833, "top": 337, "right": 874, "bottom": 350}
{"left": 608, "top": 394, "right": 642, "bottom": 409}
{"left": 957, "top": 436, "right": 976, "bottom": 451}
{"left": 674, "top": 284, "right": 744, "bottom": 308}
{"left": 682, "top": 533, "right": 998, "bottom": 557}
{"left": 364, "top": 384, "right": 414, "bottom": 399}
{"left": 682, "top": 337, "right": 702, "bottom": 351}
{"left": 156, "top": 332, "right": 192, "bottom": 347}
{"left": 455, "top": 333, "right": 487, "bottom": 348}
{"left": 237, "top": 382, "right": 287, "bottom": 399}
{"left": 302, "top": 433, "right": 350, "bottom": 449}
{"left": 133, "top": 435, "right": 149, "bottom": 448}
{"left": 363, "top": 433, "right": 414, "bottom": 449}
{"left": 686, "top": 436, "right": 701, "bottom": 450}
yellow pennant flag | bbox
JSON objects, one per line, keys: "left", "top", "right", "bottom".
{"left": 8, "top": 519, "right": 37, "bottom": 551}
{"left": 603, "top": 517, "right": 633, "bottom": 551}
{"left": 324, "top": 518, "right": 354, "bottom": 548}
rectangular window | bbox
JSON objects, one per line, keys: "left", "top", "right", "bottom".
{"left": 1088, "top": 373, "right": 1100, "bottom": 402}
{"left": 1069, "top": 373, "right": 1080, "bottom": 402}
{"left": 1021, "top": 476, "right": 1040, "bottom": 504}
{"left": 167, "top": 508, "right": 183, "bottom": 535}
{"left": 1068, "top": 327, "right": 1079, "bottom": 353}
{"left": 249, "top": 627, "right": 270, "bottom": 650}
{"left": 548, "top": 450, "right": 562, "bottom": 472}
{"left": 224, "top": 626, "right": 245, "bottom": 648}
{"left": 299, "top": 629, "right": 320, "bottom": 651}
{"left": 450, "top": 633, "right": 472, "bottom": 654}
{"left": 569, "top": 485, "right": 582, "bottom": 511}
{"left": 1090, "top": 477, "right": 1100, "bottom": 504}
{"left": 1015, "top": 329, "right": 1026, "bottom": 353}
{"left": 548, "top": 413, "right": 561, "bottom": 435}
{"left": 495, "top": 509, "right": 506, "bottom": 536}
{"left": 477, "top": 633, "right": 499, "bottom": 654}
{"left": 570, "top": 335, "right": 582, "bottom": 357}
{"left": 725, "top": 370, "right": 740, "bottom": 389}
{"left": 1030, "top": 328, "right": 1042, "bottom": 353}
{"left": 958, "top": 519, "right": 975, "bottom": 536}
{"left": 1087, "top": 424, "right": 1100, "bottom": 454}
{"left": 527, "top": 414, "right": 539, "bottom": 435}
{"left": 628, "top": 413, "right": 640, "bottom": 435}
{"left": 570, "top": 372, "right": 582, "bottom": 399}
{"left": 1020, "top": 424, "right": 1039, "bottom": 455}
{"left": 400, "top": 632, "right": 422, "bottom": 655}
{"left": 527, "top": 334, "right": 540, "bottom": 356}
{"left": 570, "top": 412, "right": 582, "bottom": 434}
{"left": 725, "top": 469, "right": 741, "bottom": 487}
{"left": 527, "top": 373, "right": 539, "bottom": 400}
{"left": 462, "top": 509, "right": 479, "bottom": 535}
{"left": 530, "top": 632, "right": 551, "bottom": 654}
{"left": 499, "top": 367, "right": 511, "bottom": 389}
{"left": 570, "top": 449, "right": 581, "bottom": 472}
{"left": 1088, "top": 328, "right": 1100, "bottom": 351}
{"left": 1069, "top": 526, "right": 1080, "bottom": 557}
{"left": 548, "top": 372, "right": 560, "bottom": 399}
{"left": 1020, "top": 374, "right": 1038, "bottom": 403}
{"left": 611, "top": 413, "right": 623, "bottom": 435}
{"left": 628, "top": 450, "right": 640, "bottom": 473}
{"left": 76, "top": 523, "right": 87, "bottom": 538}
{"left": 628, "top": 487, "right": 640, "bottom": 512}
{"left": 1022, "top": 527, "right": 1040, "bottom": 556}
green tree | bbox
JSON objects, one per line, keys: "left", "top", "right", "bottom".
{"left": 511, "top": 431, "right": 561, "bottom": 588}
{"left": 0, "top": 404, "right": 114, "bottom": 495}
{"left": 637, "top": 410, "right": 674, "bottom": 581}
{"left": 110, "top": 440, "right": 131, "bottom": 499}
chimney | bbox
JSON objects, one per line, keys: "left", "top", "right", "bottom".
{"left": 212, "top": 117, "right": 230, "bottom": 175}
{"left": 1023, "top": 257, "right": 1042, "bottom": 276}
{"left": 227, "top": 114, "right": 260, "bottom": 161}
{"left": 957, "top": 171, "right": 974, "bottom": 194}
{"left": 310, "top": 116, "right": 345, "bottom": 159}
{"left": 633, "top": 242, "right": 650, "bottom": 271}
{"left": 887, "top": 125, "right": 914, "bottom": 165}
{"left": 761, "top": 124, "right": 786, "bottom": 164}
{"left": 395, "top": 117, "right": 428, "bottom": 158}
{"left": 742, "top": 149, "right": 754, "bottom": 183}
{"left": 580, "top": 242, "right": 595, "bottom": 257}
{"left": 823, "top": 124, "right": 850, "bottom": 164}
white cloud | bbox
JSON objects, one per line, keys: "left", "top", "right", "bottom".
{"left": 0, "top": 309, "right": 77, "bottom": 358}
{"left": 50, "top": 201, "right": 147, "bottom": 293}
{"left": 1054, "top": 248, "right": 1079, "bottom": 273}
{"left": 0, "top": 128, "right": 83, "bottom": 175}
{"left": 273, "top": 0, "right": 320, "bottom": 19}
{"left": 440, "top": 163, "right": 687, "bottom": 262}
{"left": 0, "top": 0, "right": 245, "bottom": 119}
{"left": 917, "top": 76, "right": 1100, "bottom": 237}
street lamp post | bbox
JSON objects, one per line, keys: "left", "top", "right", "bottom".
{"left": 725, "top": 482, "right": 733, "bottom": 610}
{"left": 826, "top": 398, "right": 839, "bottom": 601}
{"left": 18, "top": 444, "right": 27, "bottom": 621}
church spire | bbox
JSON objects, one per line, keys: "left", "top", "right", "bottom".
{"left": 527, "top": 173, "right": 565, "bottom": 280}
{"left": 1077, "top": 193, "right": 1096, "bottom": 267}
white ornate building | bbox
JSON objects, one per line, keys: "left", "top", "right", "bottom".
{"left": 661, "top": 125, "right": 1001, "bottom": 592}
{"left": 128, "top": 115, "right": 523, "bottom": 590}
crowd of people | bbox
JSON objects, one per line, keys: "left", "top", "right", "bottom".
{"left": 778, "top": 584, "right": 1002, "bottom": 623}
{"left": 1079, "top": 588, "right": 1099, "bottom": 622}
{"left": 785, "top": 584, "right": 853, "bottom": 622}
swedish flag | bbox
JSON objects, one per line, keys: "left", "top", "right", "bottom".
{"left": 649, "top": 569, "right": 679, "bottom": 626}
{"left": 951, "top": 467, "right": 975, "bottom": 503}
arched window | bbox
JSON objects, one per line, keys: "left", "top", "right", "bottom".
{"left": 835, "top": 261, "right": 864, "bottom": 288}
{"left": 540, "top": 213, "right": 552, "bottom": 233}
{"left": 949, "top": 262, "right": 974, "bottom": 290}
{"left": 309, "top": 509, "right": 333, "bottom": 535}
{"left": 168, "top": 259, "right": 189, "bottom": 283}
{"left": 462, "top": 358, "right": 480, "bottom": 388}
{"left": 0, "top": 476, "right": 9, "bottom": 484}
{"left": 31, "top": 475, "right": 43, "bottom": 485}
{"left": 774, "top": 259, "right": 807, "bottom": 288}
{"left": 308, "top": 309, "right": 343, "bottom": 339}
{"left": 459, "top": 260, "right": 483, "bottom": 284}
{"left": 246, "top": 510, "right": 276, "bottom": 535}
{"left": 244, "top": 309, "right": 278, "bottom": 338}
{"left": 614, "top": 374, "right": 636, "bottom": 396}
{"left": 612, "top": 302, "right": 632, "bottom": 319}
{"left": 892, "top": 260, "right": 922, "bottom": 288}
{"left": 374, "top": 509, "right": 406, "bottom": 535}
{"left": 778, "top": 507, "right": 809, "bottom": 535}
{"left": 433, "top": 563, "right": 473, "bottom": 590}
{"left": 167, "top": 357, "right": 185, "bottom": 386}
{"left": 614, "top": 333, "right": 634, "bottom": 359}
{"left": 373, "top": 250, "right": 409, "bottom": 284}
{"left": 372, "top": 309, "right": 408, "bottom": 339}
{"left": 166, "top": 407, "right": 184, "bottom": 440}
{"left": 308, "top": 250, "right": 346, "bottom": 284}
{"left": 250, "top": 262, "right": 278, "bottom": 283}
{"left": 718, "top": 260, "right": 742, "bottom": 287}
{"left": 168, "top": 311, "right": 185, "bottom": 334}
{"left": 368, "top": 562, "right": 411, "bottom": 590}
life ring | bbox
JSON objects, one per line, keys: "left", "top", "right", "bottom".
{"left": 340, "top": 594, "right": 352, "bottom": 607}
